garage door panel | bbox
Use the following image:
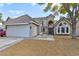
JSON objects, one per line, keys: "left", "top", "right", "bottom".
{"left": 7, "top": 25, "right": 30, "bottom": 37}
{"left": 76, "top": 29, "right": 79, "bottom": 36}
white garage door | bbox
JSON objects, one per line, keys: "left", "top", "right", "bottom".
{"left": 76, "top": 29, "right": 79, "bottom": 36}
{"left": 6, "top": 25, "right": 31, "bottom": 37}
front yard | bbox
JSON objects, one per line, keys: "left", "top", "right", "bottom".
{"left": 0, "top": 36, "right": 79, "bottom": 56}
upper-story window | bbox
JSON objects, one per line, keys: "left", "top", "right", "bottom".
{"left": 58, "top": 22, "right": 68, "bottom": 27}
{"left": 59, "top": 23, "right": 62, "bottom": 26}
{"left": 64, "top": 23, "right": 67, "bottom": 25}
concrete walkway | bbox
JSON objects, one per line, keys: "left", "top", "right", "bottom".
{"left": 0, "top": 37, "right": 24, "bottom": 51}
{"left": 32, "top": 34, "right": 55, "bottom": 40}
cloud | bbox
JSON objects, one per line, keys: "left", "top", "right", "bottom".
{"left": 6, "top": 3, "right": 12, "bottom": 5}
{"left": 0, "top": 3, "right": 12, "bottom": 7}
{"left": 9, "top": 10, "right": 25, "bottom": 15}
{"left": 0, "top": 3, "right": 4, "bottom": 7}
{"left": 31, "top": 3, "right": 37, "bottom": 6}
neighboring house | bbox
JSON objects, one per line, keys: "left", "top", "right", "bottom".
{"left": 5, "top": 14, "right": 79, "bottom": 37}
{"left": 0, "top": 22, "right": 3, "bottom": 29}
{"left": 0, "top": 21, "right": 5, "bottom": 30}
{"left": 5, "top": 15, "right": 39, "bottom": 37}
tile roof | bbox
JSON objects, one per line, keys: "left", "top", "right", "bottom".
{"left": 54, "top": 17, "right": 71, "bottom": 27}
{"left": 5, "top": 14, "right": 60, "bottom": 26}
{"left": 5, "top": 15, "right": 38, "bottom": 25}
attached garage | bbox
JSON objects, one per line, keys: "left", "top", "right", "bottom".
{"left": 5, "top": 15, "right": 39, "bottom": 37}
{"left": 76, "top": 21, "right": 79, "bottom": 36}
{"left": 6, "top": 25, "right": 31, "bottom": 37}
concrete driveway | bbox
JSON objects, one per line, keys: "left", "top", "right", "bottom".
{"left": 0, "top": 35, "right": 54, "bottom": 52}
{"left": 0, "top": 37, "right": 24, "bottom": 51}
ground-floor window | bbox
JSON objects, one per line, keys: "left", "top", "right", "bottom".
{"left": 43, "top": 27, "right": 45, "bottom": 32}
{"left": 57, "top": 26, "right": 69, "bottom": 34}
{"left": 58, "top": 27, "right": 60, "bottom": 33}
{"left": 66, "top": 27, "right": 69, "bottom": 33}
{"left": 61, "top": 27, "right": 65, "bottom": 33}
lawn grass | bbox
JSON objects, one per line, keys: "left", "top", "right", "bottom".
{"left": 0, "top": 36, "right": 79, "bottom": 56}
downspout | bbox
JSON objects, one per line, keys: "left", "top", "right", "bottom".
{"left": 42, "top": 21, "right": 44, "bottom": 34}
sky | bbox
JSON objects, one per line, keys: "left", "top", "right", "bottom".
{"left": 0, "top": 3, "right": 52, "bottom": 21}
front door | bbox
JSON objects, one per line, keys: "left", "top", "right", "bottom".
{"left": 48, "top": 28, "right": 54, "bottom": 35}
{"left": 48, "top": 20, "right": 54, "bottom": 35}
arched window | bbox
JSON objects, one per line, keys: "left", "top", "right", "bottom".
{"left": 61, "top": 27, "right": 65, "bottom": 33}
{"left": 48, "top": 20, "right": 53, "bottom": 25}
{"left": 48, "top": 20, "right": 53, "bottom": 28}
{"left": 57, "top": 22, "right": 69, "bottom": 34}
{"left": 58, "top": 27, "right": 60, "bottom": 33}
{"left": 59, "top": 23, "right": 62, "bottom": 26}
{"left": 64, "top": 23, "right": 67, "bottom": 25}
